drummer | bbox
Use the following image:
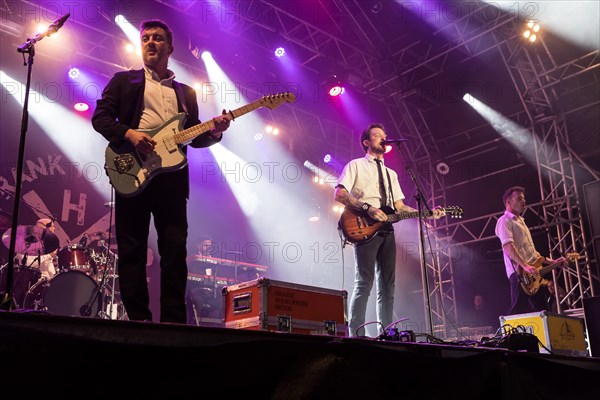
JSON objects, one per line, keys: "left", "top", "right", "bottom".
{"left": 16, "top": 218, "right": 60, "bottom": 280}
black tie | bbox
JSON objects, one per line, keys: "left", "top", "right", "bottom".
{"left": 375, "top": 159, "right": 387, "bottom": 207}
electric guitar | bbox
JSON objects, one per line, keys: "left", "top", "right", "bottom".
{"left": 104, "top": 92, "right": 296, "bottom": 197}
{"left": 338, "top": 205, "right": 463, "bottom": 245}
{"left": 519, "top": 252, "right": 579, "bottom": 296}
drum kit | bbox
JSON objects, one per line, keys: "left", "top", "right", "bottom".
{"left": 0, "top": 220, "right": 125, "bottom": 320}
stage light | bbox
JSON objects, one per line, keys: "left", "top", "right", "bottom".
{"left": 324, "top": 74, "right": 345, "bottom": 97}
{"left": 274, "top": 47, "right": 286, "bottom": 57}
{"left": 333, "top": 205, "right": 345, "bottom": 213}
{"left": 463, "top": 93, "right": 474, "bottom": 103}
{"left": 125, "top": 43, "right": 134, "bottom": 53}
{"left": 73, "top": 102, "right": 89, "bottom": 112}
{"left": 254, "top": 133, "right": 263, "bottom": 141}
{"left": 523, "top": 20, "right": 540, "bottom": 43}
{"left": 68, "top": 68, "right": 79, "bottom": 79}
{"left": 264, "top": 125, "right": 280, "bottom": 135}
{"left": 313, "top": 175, "right": 319, "bottom": 183}
{"left": 308, "top": 216, "right": 320, "bottom": 223}
{"left": 201, "top": 51, "right": 212, "bottom": 61}
{"left": 323, "top": 154, "right": 331, "bottom": 163}
{"left": 328, "top": 85, "right": 345, "bottom": 97}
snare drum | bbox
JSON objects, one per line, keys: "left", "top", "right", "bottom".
{"left": 57, "top": 245, "right": 94, "bottom": 274}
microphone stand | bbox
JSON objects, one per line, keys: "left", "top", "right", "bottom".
{"left": 1, "top": 14, "right": 70, "bottom": 311}
{"left": 390, "top": 142, "right": 435, "bottom": 337}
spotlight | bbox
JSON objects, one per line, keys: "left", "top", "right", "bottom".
{"left": 324, "top": 74, "right": 345, "bottom": 97}
{"left": 73, "top": 102, "right": 89, "bottom": 112}
{"left": 323, "top": 154, "right": 332, "bottom": 163}
{"left": 272, "top": 128, "right": 280, "bottom": 136}
{"left": 274, "top": 47, "right": 286, "bottom": 57}
{"left": 523, "top": 20, "right": 540, "bottom": 43}
{"left": 328, "top": 85, "right": 344, "bottom": 97}
{"left": 125, "top": 43, "right": 134, "bottom": 53}
{"left": 68, "top": 68, "right": 79, "bottom": 79}
{"left": 254, "top": 133, "right": 263, "bottom": 141}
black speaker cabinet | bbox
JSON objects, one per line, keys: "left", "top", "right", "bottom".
{"left": 583, "top": 296, "right": 600, "bottom": 357}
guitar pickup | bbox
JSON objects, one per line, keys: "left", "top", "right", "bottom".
{"left": 163, "top": 137, "right": 178, "bottom": 153}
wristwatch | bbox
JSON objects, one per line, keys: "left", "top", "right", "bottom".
{"left": 361, "top": 202, "right": 372, "bottom": 212}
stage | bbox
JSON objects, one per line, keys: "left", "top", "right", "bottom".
{"left": 1, "top": 311, "right": 598, "bottom": 398}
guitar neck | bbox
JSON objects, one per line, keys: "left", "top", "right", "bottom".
{"left": 538, "top": 262, "right": 559, "bottom": 276}
{"left": 387, "top": 210, "right": 434, "bottom": 223}
{"left": 173, "top": 101, "right": 263, "bottom": 145}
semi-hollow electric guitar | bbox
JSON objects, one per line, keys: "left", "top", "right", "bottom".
{"left": 338, "top": 205, "right": 463, "bottom": 244}
{"left": 519, "top": 252, "right": 579, "bottom": 296}
{"left": 104, "top": 92, "right": 296, "bottom": 197}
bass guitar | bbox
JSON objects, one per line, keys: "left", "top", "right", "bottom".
{"left": 104, "top": 92, "right": 296, "bottom": 197}
{"left": 519, "top": 252, "right": 579, "bottom": 295}
{"left": 338, "top": 205, "right": 463, "bottom": 245}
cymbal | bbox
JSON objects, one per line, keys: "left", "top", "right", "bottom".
{"left": 1, "top": 225, "right": 47, "bottom": 255}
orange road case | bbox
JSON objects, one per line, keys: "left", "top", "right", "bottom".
{"left": 223, "top": 278, "right": 347, "bottom": 336}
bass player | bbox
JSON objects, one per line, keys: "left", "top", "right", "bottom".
{"left": 494, "top": 186, "right": 569, "bottom": 315}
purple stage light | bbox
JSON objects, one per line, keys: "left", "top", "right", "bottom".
{"left": 274, "top": 47, "right": 286, "bottom": 57}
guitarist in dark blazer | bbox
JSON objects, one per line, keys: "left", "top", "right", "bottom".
{"left": 92, "top": 19, "right": 230, "bottom": 323}
{"left": 494, "top": 186, "right": 567, "bottom": 315}
{"left": 334, "top": 123, "right": 444, "bottom": 337}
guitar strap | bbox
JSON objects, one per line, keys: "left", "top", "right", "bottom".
{"left": 173, "top": 81, "right": 189, "bottom": 117}
{"left": 510, "top": 259, "right": 527, "bottom": 285}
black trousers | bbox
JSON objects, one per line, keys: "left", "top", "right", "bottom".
{"left": 115, "top": 172, "right": 189, "bottom": 323}
{"left": 508, "top": 272, "right": 550, "bottom": 315}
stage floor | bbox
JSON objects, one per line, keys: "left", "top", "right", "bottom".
{"left": 1, "top": 310, "right": 598, "bottom": 398}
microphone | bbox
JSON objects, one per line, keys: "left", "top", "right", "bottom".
{"left": 382, "top": 139, "right": 408, "bottom": 145}
{"left": 48, "top": 13, "right": 70, "bottom": 35}
{"left": 17, "top": 13, "right": 70, "bottom": 53}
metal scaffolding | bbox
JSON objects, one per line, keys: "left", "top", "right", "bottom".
{"left": 3, "top": 0, "right": 598, "bottom": 337}
{"left": 495, "top": 25, "right": 600, "bottom": 318}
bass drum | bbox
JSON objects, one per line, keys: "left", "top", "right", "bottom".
{"left": 24, "top": 270, "right": 102, "bottom": 317}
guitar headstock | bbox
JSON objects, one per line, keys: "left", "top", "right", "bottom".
{"left": 259, "top": 92, "right": 297, "bottom": 110}
{"left": 565, "top": 252, "right": 580, "bottom": 263}
{"left": 443, "top": 206, "right": 463, "bottom": 219}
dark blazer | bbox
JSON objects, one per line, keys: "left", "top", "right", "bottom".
{"left": 92, "top": 69, "right": 220, "bottom": 197}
